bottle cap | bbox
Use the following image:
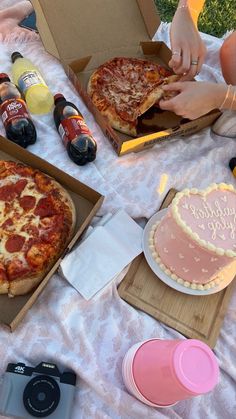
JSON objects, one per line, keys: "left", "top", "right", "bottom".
{"left": 0, "top": 73, "right": 10, "bottom": 83}
{"left": 229, "top": 157, "right": 236, "bottom": 173}
{"left": 54, "top": 93, "right": 66, "bottom": 105}
{"left": 11, "top": 52, "right": 23, "bottom": 63}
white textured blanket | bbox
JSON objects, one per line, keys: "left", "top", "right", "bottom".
{"left": 0, "top": 1, "right": 235, "bottom": 418}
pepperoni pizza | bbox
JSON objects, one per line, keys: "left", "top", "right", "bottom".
{"left": 87, "top": 57, "right": 179, "bottom": 136}
{"left": 0, "top": 160, "right": 76, "bottom": 297}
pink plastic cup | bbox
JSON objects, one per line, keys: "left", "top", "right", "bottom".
{"left": 122, "top": 338, "right": 219, "bottom": 407}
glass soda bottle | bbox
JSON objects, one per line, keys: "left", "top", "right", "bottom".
{"left": 53, "top": 94, "right": 97, "bottom": 166}
{"left": 0, "top": 73, "right": 37, "bottom": 147}
{"left": 11, "top": 51, "right": 54, "bottom": 115}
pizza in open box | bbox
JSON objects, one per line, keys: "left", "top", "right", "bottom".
{"left": 0, "top": 160, "right": 76, "bottom": 297}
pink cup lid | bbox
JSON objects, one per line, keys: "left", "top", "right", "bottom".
{"left": 173, "top": 339, "right": 219, "bottom": 395}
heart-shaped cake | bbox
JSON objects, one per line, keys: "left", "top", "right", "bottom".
{"left": 149, "top": 184, "right": 236, "bottom": 290}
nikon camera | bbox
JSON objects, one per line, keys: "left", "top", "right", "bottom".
{"left": 0, "top": 361, "right": 76, "bottom": 418}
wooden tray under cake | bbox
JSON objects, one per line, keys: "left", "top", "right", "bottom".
{"left": 118, "top": 189, "right": 236, "bottom": 348}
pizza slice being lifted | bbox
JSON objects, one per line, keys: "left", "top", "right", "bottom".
{"left": 87, "top": 57, "right": 180, "bottom": 137}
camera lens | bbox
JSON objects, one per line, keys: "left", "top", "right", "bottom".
{"left": 23, "top": 375, "right": 60, "bottom": 417}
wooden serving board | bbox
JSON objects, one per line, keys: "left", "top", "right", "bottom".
{"left": 118, "top": 189, "right": 236, "bottom": 348}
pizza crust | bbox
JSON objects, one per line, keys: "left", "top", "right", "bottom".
{"left": 0, "top": 280, "right": 9, "bottom": 294}
{"left": 46, "top": 177, "right": 77, "bottom": 237}
{"left": 8, "top": 274, "right": 45, "bottom": 297}
{"left": 98, "top": 106, "right": 137, "bottom": 136}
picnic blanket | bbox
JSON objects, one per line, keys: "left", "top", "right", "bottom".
{"left": 0, "top": 1, "right": 236, "bottom": 418}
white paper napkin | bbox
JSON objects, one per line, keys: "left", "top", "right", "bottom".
{"left": 59, "top": 210, "right": 143, "bottom": 300}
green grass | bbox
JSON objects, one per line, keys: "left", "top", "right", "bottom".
{"left": 155, "top": 0, "right": 236, "bottom": 38}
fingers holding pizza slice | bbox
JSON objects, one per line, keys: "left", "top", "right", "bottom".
{"left": 87, "top": 57, "right": 181, "bottom": 137}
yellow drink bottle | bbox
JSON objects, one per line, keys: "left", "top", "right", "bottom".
{"left": 11, "top": 52, "right": 54, "bottom": 115}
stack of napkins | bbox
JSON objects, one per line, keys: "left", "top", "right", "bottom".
{"left": 59, "top": 210, "right": 143, "bottom": 300}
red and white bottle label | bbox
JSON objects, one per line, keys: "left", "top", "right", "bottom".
{"left": 58, "top": 115, "right": 94, "bottom": 146}
{"left": 0, "top": 99, "right": 30, "bottom": 126}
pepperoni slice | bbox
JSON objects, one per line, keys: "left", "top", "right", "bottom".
{"left": 14, "top": 179, "right": 27, "bottom": 195}
{"left": 19, "top": 195, "right": 36, "bottom": 211}
{"left": 5, "top": 234, "right": 25, "bottom": 253}
{"left": 0, "top": 184, "right": 16, "bottom": 201}
{"left": 34, "top": 196, "right": 57, "bottom": 218}
{"left": 0, "top": 179, "right": 27, "bottom": 201}
{"left": 1, "top": 218, "right": 13, "bottom": 229}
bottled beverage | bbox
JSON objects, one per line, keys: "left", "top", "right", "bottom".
{"left": 53, "top": 94, "right": 97, "bottom": 165}
{"left": 11, "top": 51, "right": 54, "bottom": 115}
{"left": 0, "top": 73, "right": 37, "bottom": 148}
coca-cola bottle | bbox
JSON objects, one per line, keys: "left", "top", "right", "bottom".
{"left": 53, "top": 94, "right": 97, "bottom": 166}
{"left": 0, "top": 73, "right": 36, "bottom": 147}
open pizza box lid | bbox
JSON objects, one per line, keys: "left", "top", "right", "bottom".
{"left": 31, "top": 0, "right": 161, "bottom": 66}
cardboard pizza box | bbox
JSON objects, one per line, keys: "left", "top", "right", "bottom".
{"left": 31, "top": 0, "right": 220, "bottom": 155}
{"left": 0, "top": 136, "right": 104, "bottom": 331}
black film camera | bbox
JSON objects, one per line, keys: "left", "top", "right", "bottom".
{"left": 0, "top": 361, "right": 76, "bottom": 418}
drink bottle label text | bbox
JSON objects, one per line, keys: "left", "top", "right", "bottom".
{"left": 59, "top": 115, "right": 95, "bottom": 146}
{"left": 18, "top": 70, "right": 46, "bottom": 94}
{"left": 0, "top": 99, "right": 31, "bottom": 126}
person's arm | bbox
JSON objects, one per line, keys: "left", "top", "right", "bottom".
{"left": 159, "top": 81, "right": 236, "bottom": 120}
{"left": 178, "top": 0, "right": 205, "bottom": 26}
{"left": 220, "top": 32, "right": 236, "bottom": 85}
{"left": 169, "top": 0, "right": 206, "bottom": 79}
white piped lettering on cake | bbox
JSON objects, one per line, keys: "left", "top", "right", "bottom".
{"left": 189, "top": 200, "right": 235, "bottom": 221}
{"left": 208, "top": 218, "right": 235, "bottom": 240}
{"left": 194, "top": 257, "right": 200, "bottom": 262}
{"left": 179, "top": 188, "right": 236, "bottom": 247}
{"left": 179, "top": 253, "right": 184, "bottom": 259}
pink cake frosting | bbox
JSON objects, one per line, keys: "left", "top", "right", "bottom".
{"left": 150, "top": 183, "right": 236, "bottom": 289}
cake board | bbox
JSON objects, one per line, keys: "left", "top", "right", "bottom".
{"left": 118, "top": 189, "right": 236, "bottom": 348}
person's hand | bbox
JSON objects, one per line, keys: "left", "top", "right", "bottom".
{"left": 0, "top": 1, "right": 35, "bottom": 37}
{"left": 169, "top": 8, "right": 207, "bottom": 80}
{"left": 159, "top": 81, "right": 227, "bottom": 119}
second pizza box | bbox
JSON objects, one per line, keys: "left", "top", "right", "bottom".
{"left": 31, "top": 0, "right": 220, "bottom": 156}
{"left": 0, "top": 136, "right": 104, "bottom": 331}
